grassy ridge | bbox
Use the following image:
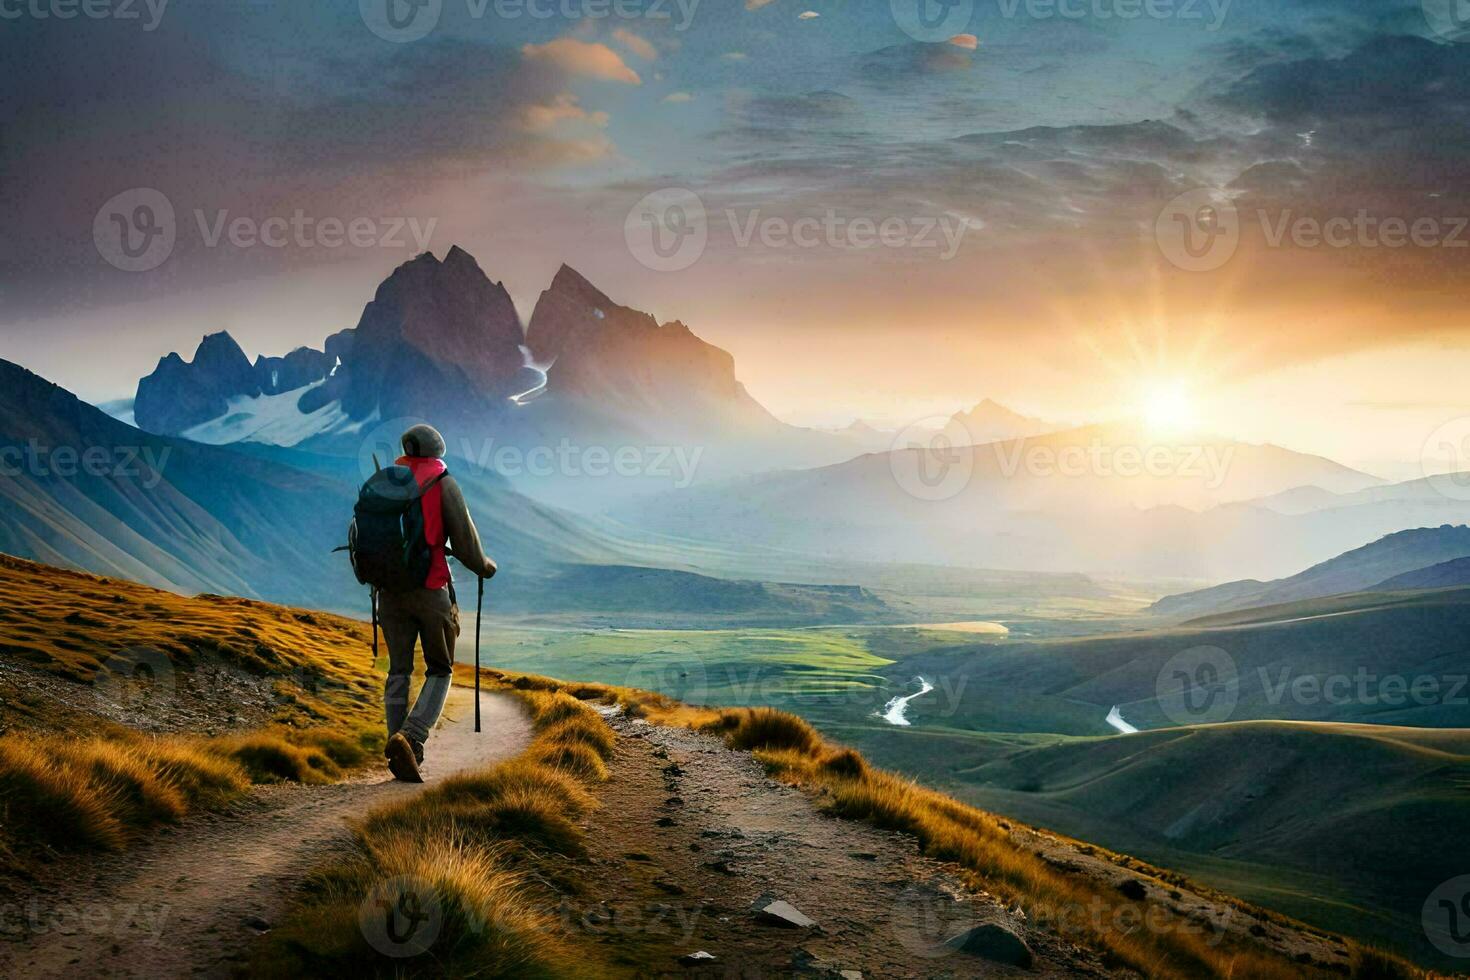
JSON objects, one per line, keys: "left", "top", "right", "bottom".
{"left": 0, "top": 554, "right": 384, "bottom": 868}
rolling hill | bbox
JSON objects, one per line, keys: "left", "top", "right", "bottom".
{"left": 885, "top": 585, "right": 1470, "bottom": 737}
{"left": 1151, "top": 525, "right": 1470, "bottom": 619}
{"left": 951, "top": 721, "right": 1470, "bottom": 971}
{"left": 1374, "top": 555, "right": 1470, "bottom": 591}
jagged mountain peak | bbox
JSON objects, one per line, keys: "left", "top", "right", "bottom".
{"left": 548, "top": 263, "right": 612, "bottom": 307}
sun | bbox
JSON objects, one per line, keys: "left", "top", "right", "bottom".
{"left": 1140, "top": 380, "right": 1199, "bottom": 434}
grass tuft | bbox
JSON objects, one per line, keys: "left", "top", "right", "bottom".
{"left": 211, "top": 734, "right": 341, "bottom": 785}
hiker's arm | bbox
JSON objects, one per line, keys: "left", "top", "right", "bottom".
{"left": 440, "top": 477, "right": 497, "bottom": 579}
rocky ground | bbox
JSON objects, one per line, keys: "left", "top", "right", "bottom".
{"left": 542, "top": 710, "right": 1118, "bottom": 978}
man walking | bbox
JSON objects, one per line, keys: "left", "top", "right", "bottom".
{"left": 379, "top": 423, "right": 497, "bottom": 782}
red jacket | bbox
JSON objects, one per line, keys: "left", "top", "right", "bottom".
{"left": 397, "top": 455, "right": 450, "bottom": 589}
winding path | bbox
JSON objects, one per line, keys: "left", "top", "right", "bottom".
{"left": 0, "top": 688, "right": 531, "bottom": 979}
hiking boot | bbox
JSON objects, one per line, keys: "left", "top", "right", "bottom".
{"left": 411, "top": 738, "right": 424, "bottom": 766}
{"left": 385, "top": 732, "right": 423, "bottom": 783}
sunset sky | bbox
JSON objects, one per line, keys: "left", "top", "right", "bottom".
{"left": 3, "top": 0, "right": 1468, "bottom": 479}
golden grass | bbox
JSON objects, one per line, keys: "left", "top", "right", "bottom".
{"left": 0, "top": 723, "right": 390, "bottom": 866}
{"left": 0, "top": 553, "right": 378, "bottom": 734}
{"left": 555, "top": 682, "right": 1427, "bottom": 980}
{"left": 256, "top": 834, "right": 573, "bottom": 979}
{"left": 257, "top": 681, "right": 620, "bottom": 976}
{"left": 0, "top": 554, "right": 393, "bottom": 867}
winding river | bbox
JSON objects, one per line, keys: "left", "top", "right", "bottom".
{"left": 878, "top": 676, "right": 935, "bottom": 726}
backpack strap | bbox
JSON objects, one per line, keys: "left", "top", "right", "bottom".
{"left": 419, "top": 470, "right": 449, "bottom": 494}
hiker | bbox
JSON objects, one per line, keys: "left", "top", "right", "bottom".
{"left": 377, "top": 423, "right": 497, "bottom": 782}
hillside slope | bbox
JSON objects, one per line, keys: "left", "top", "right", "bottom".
{"left": 956, "top": 722, "right": 1470, "bottom": 971}
{"left": 0, "top": 556, "right": 1413, "bottom": 978}
{"left": 1151, "top": 525, "right": 1470, "bottom": 618}
{"left": 882, "top": 585, "right": 1470, "bottom": 737}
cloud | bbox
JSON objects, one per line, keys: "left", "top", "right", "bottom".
{"left": 611, "top": 28, "right": 658, "bottom": 62}
{"left": 522, "top": 38, "right": 642, "bottom": 84}
{"left": 798, "top": 10, "right": 820, "bottom": 19}
{"left": 663, "top": 92, "right": 695, "bottom": 104}
{"left": 949, "top": 34, "right": 979, "bottom": 51}
{"left": 722, "top": 51, "right": 749, "bottom": 61}
{"left": 746, "top": 0, "right": 778, "bottom": 8}
{"left": 520, "top": 93, "right": 610, "bottom": 132}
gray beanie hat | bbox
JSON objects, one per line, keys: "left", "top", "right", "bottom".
{"left": 401, "top": 423, "right": 447, "bottom": 459}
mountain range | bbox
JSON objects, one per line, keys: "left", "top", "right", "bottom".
{"left": 129, "top": 248, "right": 867, "bottom": 509}
{"left": 1150, "top": 524, "right": 1470, "bottom": 618}
{"left": 611, "top": 421, "right": 1410, "bottom": 581}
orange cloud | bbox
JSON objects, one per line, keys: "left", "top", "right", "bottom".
{"left": 612, "top": 28, "right": 657, "bottom": 61}
{"left": 519, "top": 93, "right": 609, "bottom": 133}
{"left": 522, "top": 38, "right": 642, "bottom": 85}
{"left": 949, "top": 34, "right": 979, "bottom": 50}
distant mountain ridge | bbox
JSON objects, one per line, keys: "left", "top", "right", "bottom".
{"left": 134, "top": 247, "right": 534, "bottom": 442}
{"left": 129, "top": 249, "right": 865, "bottom": 504}
{"left": 615, "top": 421, "right": 1388, "bottom": 580}
{"left": 949, "top": 399, "right": 1057, "bottom": 444}
{"left": 1151, "top": 524, "right": 1470, "bottom": 618}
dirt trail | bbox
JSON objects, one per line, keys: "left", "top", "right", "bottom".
{"left": 555, "top": 711, "right": 1113, "bottom": 978}
{"left": 0, "top": 688, "right": 531, "bottom": 980}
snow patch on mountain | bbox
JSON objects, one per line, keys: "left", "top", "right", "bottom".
{"left": 180, "top": 381, "right": 353, "bottom": 447}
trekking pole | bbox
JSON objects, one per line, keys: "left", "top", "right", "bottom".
{"left": 475, "top": 574, "right": 484, "bottom": 733}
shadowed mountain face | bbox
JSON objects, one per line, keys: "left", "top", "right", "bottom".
{"left": 524, "top": 264, "right": 785, "bottom": 441}
{"left": 1151, "top": 525, "right": 1470, "bottom": 618}
{"left": 134, "top": 248, "right": 534, "bottom": 441}
{"left": 128, "top": 250, "right": 856, "bottom": 506}
{"left": 0, "top": 357, "right": 357, "bottom": 608}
